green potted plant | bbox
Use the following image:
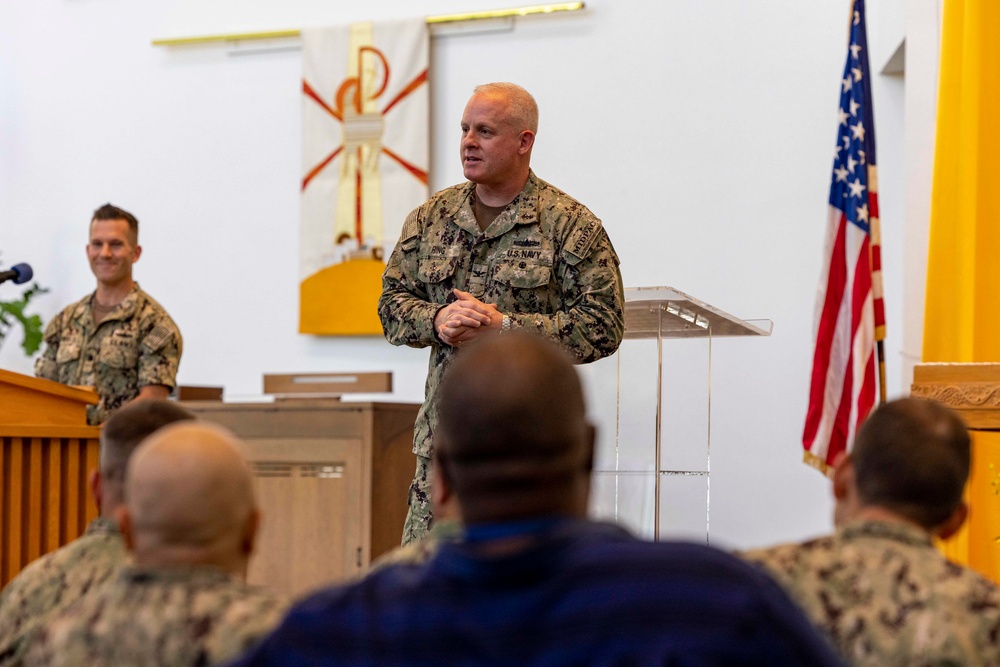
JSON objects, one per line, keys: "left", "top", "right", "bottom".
{"left": 0, "top": 257, "right": 48, "bottom": 356}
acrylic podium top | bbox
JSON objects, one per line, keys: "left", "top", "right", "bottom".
{"left": 623, "top": 286, "right": 773, "bottom": 340}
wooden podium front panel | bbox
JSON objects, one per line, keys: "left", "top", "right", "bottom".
{"left": 241, "top": 437, "right": 361, "bottom": 599}
{"left": 0, "top": 370, "right": 101, "bottom": 587}
{"left": 1, "top": 434, "right": 99, "bottom": 587}
{"left": 182, "top": 401, "right": 418, "bottom": 598}
{"left": 912, "top": 363, "right": 1000, "bottom": 582}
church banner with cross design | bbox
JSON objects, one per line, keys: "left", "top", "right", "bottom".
{"left": 299, "top": 19, "right": 429, "bottom": 335}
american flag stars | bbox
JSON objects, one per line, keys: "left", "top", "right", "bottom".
{"left": 803, "top": 0, "right": 885, "bottom": 473}
{"left": 831, "top": 34, "right": 870, "bottom": 230}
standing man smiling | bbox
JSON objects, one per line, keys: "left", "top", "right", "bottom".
{"left": 379, "top": 83, "right": 625, "bottom": 543}
{"left": 35, "top": 203, "right": 182, "bottom": 425}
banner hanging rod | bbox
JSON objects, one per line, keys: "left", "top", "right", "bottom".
{"left": 151, "top": 2, "right": 584, "bottom": 47}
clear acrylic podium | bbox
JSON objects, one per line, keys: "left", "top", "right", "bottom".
{"left": 589, "top": 287, "right": 771, "bottom": 543}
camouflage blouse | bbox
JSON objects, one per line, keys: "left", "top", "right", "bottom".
{"left": 0, "top": 517, "right": 126, "bottom": 666}
{"left": 742, "top": 519, "right": 1000, "bottom": 666}
{"left": 35, "top": 284, "right": 182, "bottom": 424}
{"left": 378, "top": 171, "right": 625, "bottom": 459}
{"left": 22, "top": 566, "right": 288, "bottom": 667}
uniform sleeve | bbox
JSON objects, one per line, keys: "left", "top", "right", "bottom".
{"left": 513, "top": 218, "right": 625, "bottom": 364}
{"left": 34, "top": 311, "right": 63, "bottom": 380}
{"left": 377, "top": 206, "right": 443, "bottom": 349}
{"left": 206, "top": 595, "right": 290, "bottom": 666}
{"left": 0, "top": 565, "right": 31, "bottom": 659}
{"left": 137, "top": 313, "right": 182, "bottom": 389}
{"left": 750, "top": 570, "right": 847, "bottom": 666}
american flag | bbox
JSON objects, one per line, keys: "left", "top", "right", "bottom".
{"left": 803, "top": 0, "right": 885, "bottom": 474}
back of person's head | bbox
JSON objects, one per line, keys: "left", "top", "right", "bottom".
{"left": 119, "top": 422, "right": 259, "bottom": 576}
{"left": 435, "top": 332, "right": 594, "bottom": 524}
{"left": 98, "top": 400, "right": 195, "bottom": 509}
{"left": 851, "top": 397, "right": 970, "bottom": 529}
{"left": 91, "top": 202, "right": 139, "bottom": 242}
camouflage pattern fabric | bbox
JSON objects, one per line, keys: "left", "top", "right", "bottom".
{"left": 22, "top": 566, "right": 288, "bottom": 667}
{"left": 370, "top": 519, "right": 463, "bottom": 574}
{"left": 401, "top": 454, "right": 434, "bottom": 546}
{"left": 35, "top": 284, "right": 182, "bottom": 425}
{"left": 741, "top": 520, "right": 1000, "bottom": 666}
{"left": 0, "top": 518, "right": 126, "bottom": 667}
{"left": 379, "top": 171, "right": 625, "bottom": 543}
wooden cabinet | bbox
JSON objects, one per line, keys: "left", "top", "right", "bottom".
{"left": 181, "top": 400, "right": 418, "bottom": 598}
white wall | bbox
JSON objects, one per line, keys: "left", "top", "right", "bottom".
{"left": 902, "top": 0, "right": 942, "bottom": 386}
{"left": 0, "top": 0, "right": 929, "bottom": 550}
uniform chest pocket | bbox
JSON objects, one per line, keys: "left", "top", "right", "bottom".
{"left": 417, "top": 256, "right": 459, "bottom": 284}
{"left": 98, "top": 335, "right": 138, "bottom": 369}
{"left": 493, "top": 261, "right": 551, "bottom": 289}
{"left": 55, "top": 338, "right": 82, "bottom": 364}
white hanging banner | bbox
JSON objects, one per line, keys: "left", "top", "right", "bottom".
{"left": 299, "top": 18, "right": 429, "bottom": 335}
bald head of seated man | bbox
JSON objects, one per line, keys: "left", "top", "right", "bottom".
{"left": 229, "top": 333, "right": 844, "bottom": 667}
{"left": 24, "top": 423, "right": 288, "bottom": 667}
{"left": 0, "top": 399, "right": 194, "bottom": 666}
{"left": 120, "top": 421, "right": 259, "bottom": 577}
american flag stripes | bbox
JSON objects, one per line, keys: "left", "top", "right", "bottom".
{"left": 803, "top": 0, "right": 885, "bottom": 474}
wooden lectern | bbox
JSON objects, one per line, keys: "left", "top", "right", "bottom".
{"left": 0, "top": 369, "right": 100, "bottom": 587}
{"left": 911, "top": 363, "right": 1000, "bottom": 583}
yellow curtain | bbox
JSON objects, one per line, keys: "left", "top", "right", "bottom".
{"left": 924, "top": 0, "right": 1000, "bottom": 579}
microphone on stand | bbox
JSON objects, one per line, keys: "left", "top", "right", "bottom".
{"left": 0, "top": 263, "right": 33, "bottom": 286}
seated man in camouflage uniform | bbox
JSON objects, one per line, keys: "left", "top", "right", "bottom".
{"left": 35, "top": 203, "right": 182, "bottom": 425}
{"left": 378, "top": 82, "right": 625, "bottom": 544}
{"left": 741, "top": 397, "right": 1000, "bottom": 666}
{"left": 0, "top": 399, "right": 194, "bottom": 666}
{"left": 23, "top": 422, "right": 288, "bottom": 667}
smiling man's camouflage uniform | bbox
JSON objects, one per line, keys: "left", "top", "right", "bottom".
{"left": 21, "top": 566, "right": 288, "bottom": 667}
{"left": 741, "top": 519, "right": 1000, "bottom": 666}
{"left": 35, "top": 283, "right": 182, "bottom": 425}
{"left": 379, "top": 171, "right": 625, "bottom": 544}
{"left": 0, "top": 517, "right": 126, "bottom": 667}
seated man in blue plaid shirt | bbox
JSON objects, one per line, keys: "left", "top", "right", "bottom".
{"left": 229, "top": 332, "right": 843, "bottom": 667}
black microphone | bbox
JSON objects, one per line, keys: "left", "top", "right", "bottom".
{"left": 0, "top": 263, "right": 33, "bottom": 286}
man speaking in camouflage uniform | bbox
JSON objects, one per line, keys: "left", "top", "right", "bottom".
{"left": 378, "top": 82, "right": 625, "bottom": 544}
{"left": 35, "top": 203, "right": 182, "bottom": 425}
{"left": 742, "top": 397, "right": 1000, "bottom": 666}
